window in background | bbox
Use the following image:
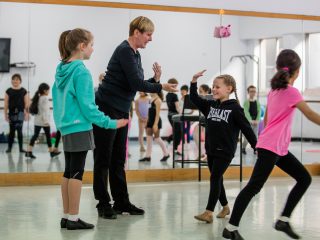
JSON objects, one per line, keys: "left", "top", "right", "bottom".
{"left": 259, "top": 38, "right": 280, "bottom": 92}
{"left": 306, "top": 32, "right": 320, "bottom": 89}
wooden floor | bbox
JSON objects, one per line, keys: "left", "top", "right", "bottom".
{"left": 1, "top": 164, "right": 320, "bottom": 186}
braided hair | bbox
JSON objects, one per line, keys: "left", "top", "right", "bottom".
{"left": 216, "top": 74, "right": 239, "bottom": 104}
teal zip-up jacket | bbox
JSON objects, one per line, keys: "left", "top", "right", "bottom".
{"left": 52, "top": 60, "right": 117, "bottom": 136}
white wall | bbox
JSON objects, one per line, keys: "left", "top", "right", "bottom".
{"left": 0, "top": 2, "right": 247, "bottom": 136}
{"left": 1, "top": 2, "right": 320, "bottom": 138}
{"left": 91, "top": 0, "right": 320, "bottom": 16}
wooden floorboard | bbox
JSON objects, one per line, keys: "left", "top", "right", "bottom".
{"left": 0, "top": 164, "right": 319, "bottom": 186}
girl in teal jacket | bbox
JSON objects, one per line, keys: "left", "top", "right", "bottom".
{"left": 52, "top": 28, "right": 128, "bottom": 230}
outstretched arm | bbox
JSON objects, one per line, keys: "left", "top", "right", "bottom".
{"left": 189, "top": 70, "right": 210, "bottom": 115}
{"left": 296, "top": 101, "right": 320, "bottom": 125}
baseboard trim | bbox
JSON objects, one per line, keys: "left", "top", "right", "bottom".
{"left": 0, "top": 164, "right": 319, "bottom": 186}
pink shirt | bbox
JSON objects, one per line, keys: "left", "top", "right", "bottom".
{"left": 256, "top": 85, "right": 303, "bottom": 156}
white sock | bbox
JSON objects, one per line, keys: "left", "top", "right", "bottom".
{"left": 146, "top": 136, "right": 153, "bottom": 158}
{"left": 63, "top": 213, "right": 69, "bottom": 219}
{"left": 68, "top": 214, "right": 79, "bottom": 222}
{"left": 226, "top": 223, "right": 238, "bottom": 232}
{"left": 154, "top": 137, "right": 169, "bottom": 156}
{"left": 279, "top": 216, "right": 290, "bottom": 222}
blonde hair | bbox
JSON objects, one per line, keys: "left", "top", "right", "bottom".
{"left": 215, "top": 74, "right": 239, "bottom": 104}
{"left": 58, "top": 28, "right": 93, "bottom": 62}
{"left": 129, "top": 16, "right": 154, "bottom": 36}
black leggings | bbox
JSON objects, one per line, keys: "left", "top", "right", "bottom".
{"left": 167, "top": 114, "right": 181, "bottom": 149}
{"left": 29, "top": 125, "right": 52, "bottom": 147}
{"left": 63, "top": 151, "right": 87, "bottom": 181}
{"left": 8, "top": 121, "right": 23, "bottom": 150}
{"left": 206, "top": 155, "right": 230, "bottom": 211}
{"left": 229, "top": 148, "right": 312, "bottom": 226}
{"left": 55, "top": 130, "right": 61, "bottom": 148}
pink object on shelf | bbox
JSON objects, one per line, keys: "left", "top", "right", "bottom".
{"left": 214, "top": 25, "right": 231, "bottom": 38}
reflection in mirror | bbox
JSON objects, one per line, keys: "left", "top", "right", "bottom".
{"left": 0, "top": 2, "right": 222, "bottom": 172}
{"left": 301, "top": 20, "right": 320, "bottom": 165}
{"left": 0, "top": 2, "right": 319, "bottom": 174}
{"left": 218, "top": 16, "right": 306, "bottom": 166}
{"left": 0, "top": 3, "right": 31, "bottom": 173}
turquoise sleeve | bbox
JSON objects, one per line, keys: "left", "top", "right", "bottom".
{"left": 74, "top": 70, "right": 117, "bottom": 129}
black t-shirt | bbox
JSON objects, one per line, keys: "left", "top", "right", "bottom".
{"left": 6, "top": 87, "right": 27, "bottom": 113}
{"left": 249, "top": 101, "right": 258, "bottom": 120}
{"left": 166, "top": 92, "right": 179, "bottom": 114}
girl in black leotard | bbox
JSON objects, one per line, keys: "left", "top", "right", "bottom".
{"left": 139, "top": 92, "right": 170, "bottom": 162}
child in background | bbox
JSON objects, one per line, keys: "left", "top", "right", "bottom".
{"left": 4, "top": 74, "right": 28, "bottom": 153}
{"left": 190, "top": 71, "right": 256, "bottom": 224}
{"left": 223, "top": 49, "right": 320, "bottom": 240}
{"left": 179, "top": 85, "right": 193, "bottom": 146}
{"left": 135, "top": 92, "right": 150, "bottom": 152}
{"left": 139, "top": 92, "right": 170, "bottom": 162}
{"left": 165, "top": 78, "right": 180, "bottom": 151}
{"left": 26, "top": 83, "right": 60, "bottom": 159}
{"left": 192, "top": 84, "right": 211, "bottom": 161}
{"left": 242, "top": 85, "right": 261, "bottom": 155}
{"left": 53, "top": 28, "right": 128, "bottom": 230}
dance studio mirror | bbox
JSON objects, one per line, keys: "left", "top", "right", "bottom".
{"left": 0, "top": 1, "right": 319, "bottom": 177}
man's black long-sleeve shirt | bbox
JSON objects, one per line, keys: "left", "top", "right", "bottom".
{"left": 190, "top": 82, "right": 257, "bottom": 160}
{"left": 96, "top": 40, "right": 162, "bottom": 113}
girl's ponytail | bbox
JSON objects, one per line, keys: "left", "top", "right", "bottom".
{"left": 271, "top": 49, "right": 301, "bottom": 90}
{"left": 58, "top": 30, "right": 72, "bottom": 62}
{"left": 58, "top": 28, "right": 92, "bottom": 62}
{"left": 29, "top": 90, "right": 40, "bottom": 115}
{"left": 234, "top": 88, "right": 240, "bottom": 105}
{"left": 29, "top": 83, "right": 50, "bottom": 115}
{"left": 271, "top": 68, "right": 290, "bottom": 90}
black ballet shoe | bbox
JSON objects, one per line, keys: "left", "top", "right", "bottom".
{"left": 25, "top": 151, "right": 36, "bottom": 159}
{"left": 139, "top": 157, "right": 151, "bottom": 162}
{"left": 66, "top": 219, "right": 94, "bottom": 230}
{"left": 60, "top": 218, "right": 67, "bottom": 228}
{"left": 274, "top": 220, "right": 301, "bottom": 239}
{"left": 160, "top": 155, "right": 170, "bottom": 162}
{"left": 222, "top": 228, "right": 245, "bottom": 240}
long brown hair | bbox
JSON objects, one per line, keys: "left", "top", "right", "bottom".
{"left": 271, "top": 49, "right": 301, "bottom": 90}
{"left": 58, "top": 28, "right": 93, "bottom": 62}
